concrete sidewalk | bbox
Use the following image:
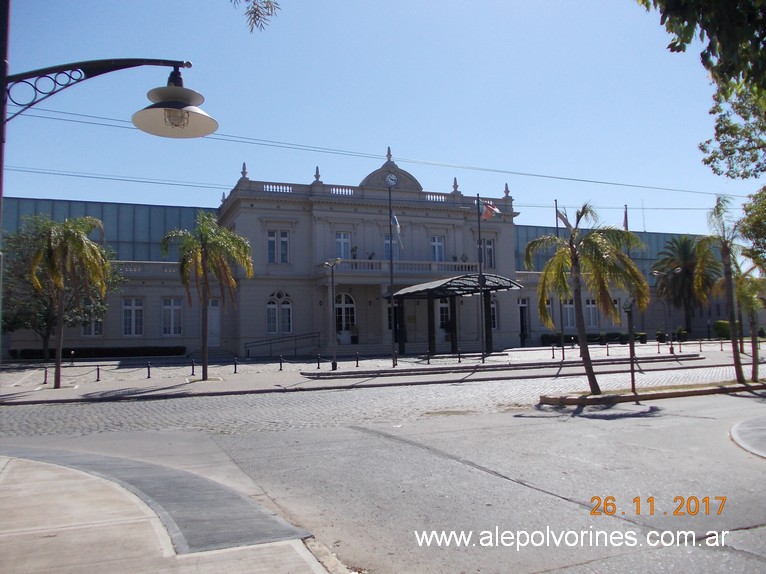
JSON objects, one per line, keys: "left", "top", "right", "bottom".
{"left": 0, "top": 341, "right": 748, "bottom": 405}
{"left": 1, "top": 342, "right": 765, "bottom": 573}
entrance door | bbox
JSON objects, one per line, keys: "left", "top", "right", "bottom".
{"left": 518, "top": 298, "right": 528, "bottom": 347}
{"left": 207, "top": 299, "right": 221, "bottom": 347}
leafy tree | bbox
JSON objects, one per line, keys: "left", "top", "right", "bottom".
{"left": 161, "top": 211, "right": 254, "bottom": 380}
{"left": 695, "top": 195, "right": 746, "bottom": 384}
{"left": 524, "top": 203, "right": 650, "bottom": 395}
{"left": 230, "top": 0, "right": 280, "bottom": 31}
{"left": 740, "top": 187, "right": 766, "bottom": 261}
{"left": 733, "top": 261, "right": 765, "bottom": 381}
{"left": 3, "top": 216, "right": 121, "bottom": 361}
{"left": 27, "top": 217, "right": 112, "bottom": 388}
{"left": 699, "top": 87, "right": 766, "bottom": 180}
{"left": 651, "top": 235, "right": 721, "bottom": 334}
{"left": 637, "top": 0, "right": 766, "bottom": 97}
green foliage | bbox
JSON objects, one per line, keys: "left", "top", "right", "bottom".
{"left": 525, "top": 203, "right": 650, "bottom": 394}
{"left": 3, "top": 215, "right": 121, "bottom": 362}
{"left": 230, "top": 0, "right": 280, "bottom": 31}
{"left": 637, "top": 0, "right": 766, "bottom": 97}
{"left": 699, "top": 87, "right": 766, "bottom": 179}
{"left": 651, "top": 235, "right": 721, "bottom": 334}
{"left": 162, "top": 211, "right": 254, "bottom": 380}
{"left": 713, "top": 320, "right": 732, "bottom": 339}
{"left": 740, "top": 187, "right": 766, "bottom": 260}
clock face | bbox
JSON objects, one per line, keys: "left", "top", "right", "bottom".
{"left": 385, "top": 173, "right": 398, "bottom": 187}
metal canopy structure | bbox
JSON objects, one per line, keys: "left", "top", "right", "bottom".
{"left": 393, "top": 273, "right": 523, "bottom": 300}
{"left": 392, "top": 273, "right": 524, "bottom": 357}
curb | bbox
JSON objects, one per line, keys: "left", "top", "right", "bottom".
{"left": 299, "top": 353, "right": 703, "bottom": 379}
{"left": 538, "top": 382, "right": 766, "bottom": 407}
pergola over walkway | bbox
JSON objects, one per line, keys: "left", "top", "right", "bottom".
{"left": 393, "top": 273, "right": 523, "bottom": 356}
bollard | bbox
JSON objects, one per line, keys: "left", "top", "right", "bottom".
{"left": 551, "top": 345, "right": 555, "bottom": 359}
{"left": 699, "top": 338, "right": 702, "bottom": 352}
{"left": 70, "top": 350, "right": 74, "bottom": 366}
{"left": 427, "top": 352, "right": 431, "bottom": 365}
{"left": 317, "top": 354, "right": 321, "bottom": 369}
{"left": 279, "top": 355, "right": 283, "bottom": 371}
{"left": 356, "top": 352, "right": 360, "bottom": 368}
{"left": 458, "top": 348, "right": 462, "bottom": 363}
{"left": 234, "top": 357, "right": 238, "bottom": 374}
{"left": 606, "top": 342, "right": 609, "bottom": 357}
{"left": 678, "top": 340, "right": 682, "bottom": 353}
{"left": 43, "top": 367, "right": 48, "bottom": 385}
{"left": 96, "top": 365, "right": 101, "bottom": 382}
{"left": 720, "top": 338, "right": 724, "bottom": 351}
{"left": 191, "top": 359, "right": 196, "bottom": 376}
{"left": 147, "top": 361, "right": 152, "bottom": 379}
{"left": 394, "top": 351, "right": 398, "bottom": 367}
{"left": 657, "top": 339, "right": 661, "bottom": 354}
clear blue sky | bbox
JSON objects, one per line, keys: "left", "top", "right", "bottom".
{"left": 5, "top": 1, "right": 761, "bottom": 236}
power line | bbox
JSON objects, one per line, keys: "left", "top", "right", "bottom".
{"left": 10, "top": 105, "right": 749, "bottom": 199}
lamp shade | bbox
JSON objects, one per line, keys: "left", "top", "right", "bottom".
{"left": 132, "top": 84, "right": 218, "bottom": 138}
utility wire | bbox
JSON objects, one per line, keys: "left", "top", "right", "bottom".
{"left": 9, "top": 105, "right": 750, "bottom": 199}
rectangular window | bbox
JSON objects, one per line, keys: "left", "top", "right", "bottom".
{"left": 484, "top": 239, "right": 495, "bottom": 269}
{"left": 563, "top": 299, "right": 575, "bottom": 329}
{"left": 280, "top": 303, "right": 292, "bottom": 334}
{"left": 162, "top": 297, "right": 183, "bottom": 336}
{"left": 267, "top": 229, "right": 290, "bottom": 264}
{"left": 122, "top": 298, "right": 144, "bottom": 336}
{"left": 438, "top": 298, "right": 450, "bottom": 329}
{"left": 82, "top": 320, "right": 103, "bottom": 337}
{"left": 431, "top": 235, "right": 445, "bottom": 262}
{"left": 266, "top": 304, "right": 278, "bottom": 334}
{"left": 585, "top": 298, "right": 598, "bottom": 328}
{"left": 384, "top": 233, "right": 400, "bottom": 260}
{"left": 336, "top": 231, "right": 351, "bottom": 259}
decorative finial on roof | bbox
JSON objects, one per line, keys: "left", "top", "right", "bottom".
{"left": 386, "top": 146, "right": 392, "bottom": 162}
{"left": 221, "top": 192, "right": 226, "bottom": 203}
{"left": 314, "top": 166, "right": 321, "bottom": 181}
{"left": 241, "top": 162, "right": 248, "bottom": 179}
{"left": 504, "top": 183, "right": 510, "bottom": 197}
{"left": 453, "top": 177, "right": 459, "bottom": 193}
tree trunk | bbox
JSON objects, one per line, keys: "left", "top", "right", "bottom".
{"left": 683, "top": 300, "right": 693, "bottom": 335}
{"left": 201, "top": 287, "right": 209, "bottom": 381}
{"left": 750, "top": 310, "right": 759, "bottom": 382}
{"left": 53, "top": 291, "right": 66, "bottom": 389}
{"left": 722, "top": 247, "right": 745, "bottom": 384}
{"left": 200, "top": 246, "right": 210, "bottom": 381}
{"left": 572, "top": 257, "right": 601, "bottom": 395}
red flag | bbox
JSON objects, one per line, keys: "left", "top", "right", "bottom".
{"left": 481, "top": 201, "right": 500, "bottom": 220}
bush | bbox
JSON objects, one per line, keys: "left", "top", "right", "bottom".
{"left": 713, "top": 320, "right": 731, "bottom": 339}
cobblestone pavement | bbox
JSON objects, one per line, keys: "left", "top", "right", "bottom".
{"left": 0, "top": 361, "right": 739, "bottom": 438}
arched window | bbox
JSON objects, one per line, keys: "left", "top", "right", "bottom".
{"left": 266, "top": 291, "right": 293, "bottom": 335}
{"left": 335, "top": 293, "right": 356, "bottom": 332}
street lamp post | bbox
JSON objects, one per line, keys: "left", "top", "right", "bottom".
{"left": 324, "top": 258, "right": 341, "bottom": 371}
{"left": 0, "top": 0, "right": 218, "bottom": 363}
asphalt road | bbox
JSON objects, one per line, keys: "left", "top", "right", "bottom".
{"left": 1, "top": 374, "right": 764, "bottom": 573}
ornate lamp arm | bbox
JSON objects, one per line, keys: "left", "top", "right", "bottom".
{"left": 5, "top": 58, "right": 191, "bottom": 123}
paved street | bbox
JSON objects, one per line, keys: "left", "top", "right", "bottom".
{"left": 1, "top": 345, "right": 765, "bottom": 573}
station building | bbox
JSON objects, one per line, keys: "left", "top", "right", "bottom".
{"left": 1, "top": 151, "right": 727, "bottom": 360}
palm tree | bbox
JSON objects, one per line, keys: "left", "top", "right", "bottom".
{"left": 161, "top": 211, "right": 254, "bottom": 380}
{"left": 696, "top": 196, "right": 746, "bottom": 384}
{"left": 651, "top": 235, "right": 721, "bottom": 334}
{"left": 736, "top": 268, "right": 765, "bottom": 382}
{"left": 29, "top": 217, "right": 111, "bottom": 389}
{"left": 524, "top": 203, "right": 650, "bottom": 395}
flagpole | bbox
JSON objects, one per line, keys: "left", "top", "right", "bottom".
{"left": 624, "top": 203, "right": 636, "bottom": 396}
{"left": 555, "top": 200, "right": 565, "bottom": 360}
{"left": 389, "top": 182, "right": 397, "bottom": 367}
{"left": 476, "top": 194, "right": 486, "bottom": 362}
